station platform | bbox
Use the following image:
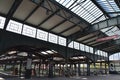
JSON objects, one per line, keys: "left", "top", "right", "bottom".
{"left": 0, "top": 74, "right": 120, "bottom": 80}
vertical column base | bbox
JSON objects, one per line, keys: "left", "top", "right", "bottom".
{"left": 48, "top": 58, "right": 53, "bottom": 78}
{"left": 87, "top": 63, "right": 90, "bottom": 76}
{"left": 25, "top": 69, "right": 32, "bottom": 79}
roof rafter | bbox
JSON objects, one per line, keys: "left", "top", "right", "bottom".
{"left": 4, "top": 0, "right": 23, "bottom": 30}
{"left": 23, "top": 0, "right": 44, "bottom": 22}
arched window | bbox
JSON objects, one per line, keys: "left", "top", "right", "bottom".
{"left": 109, "top": 53, "right": 120, "bottom": 61}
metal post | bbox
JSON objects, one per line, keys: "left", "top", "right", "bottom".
{"left": 87, "top": 63, "right": 90, "bottom": 76}
{"left": 19, "top": 60, "right": 22, "bottom": 77}
{"left": 78, "top": 63, "right": 81, "bottom": 76}
{"left": 48, "top": 57, "right": 54, "bottom": 78}
{"left": 38, "top": 59, "right": 41, "bottom": 77}
{"left": 25, "top": 52, "right": 32, "bottom": 79}
{"left": 105, "top": 62, "right": 107, "bottom": 74}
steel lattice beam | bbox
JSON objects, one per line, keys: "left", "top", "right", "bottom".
{"left": 68, "top": 15, "right": 120, "bottom": 43}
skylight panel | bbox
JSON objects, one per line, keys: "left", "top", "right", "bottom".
{"left": 49, "top": 33, "right": 58, "bottom": 44}
{"left": 62, "top": 0, "right": 71, "bottom": 6}
{"left": 74, "top": 41, "right": 79, "bottom": 50}
{"left": 65, "top": 0, "right": 75, "bottom": 8}
{"left": 101, "top": 26, "right": 120, "bottom": 38}
{"left": 55, "top": 0, "right": 106, "bottom": 23}
{"left": 22, "top": 25, "right": 36, "bottom": 38}
{"left": 58, "top": 36, "right": 66, "bottom": 46}
{"left": 101, "top": 26, "right": 113, "bottom": 32}
{"left": 6, "top": 20, "right": 23, "bottom": 34}
{"left": 59, "top": 0, "right": 65, "bottom": 4}
{"left": 0, "top": 16, "right": 5, "bottom": 29}
{"left": 37, "top": 29, "right": 48, "bottom": 41}
{"left": 97, "top": 0, "right": 120, "bottom": 17}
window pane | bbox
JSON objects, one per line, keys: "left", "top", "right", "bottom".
{"left": 105, "top": 52, "right": 108, "bottom": 57}
{"left": 22, "top": 25, "right": 36, "bottom": 38}
{"left": 0, "top": 16, "right": 5, "bottom": 29}
{"left": 109, "top": 54, "right": 114, "bottom": 60}
{"left": 74, "top": 42, "right": 79, "bottom": 50}
{"left": 102, "top": 51, "right": 104, "bottom": 56}
{"left": 37, "top": 29, "right": 48, "bottom": 41}
{"left": 85, "top": 45, "right": 89, "bottom": 52}
{"left": 100, "top": 50, "right": 102, "bottom": 56}
{"left": 80, "top": 43, "right": 85, "bottom": 51}
{"left": 59, "top": 36, "right": 66, "bottom": 46}
{"left": 97, "top": 50, "right": 100, "bottom": 55}
{"left": 68, "top": 41, "right": 73, "bottom": 48}
{"left": 90, "top": 47, "right": 93, "bottom": 53}
{"left": 49, "top": 33, "right": 58, "bottom": 44}
{"left": 6, "top": 20, "right": 22, "bottom": 34}
{"left": 103, "top": 51, "right": 106, "bottom": 57}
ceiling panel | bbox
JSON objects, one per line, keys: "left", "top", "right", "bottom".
{"left": 13, "top": 0, "right": 37, "bottom": 20}
{"left": 52, "top": 21, "right": 74, "bottom": 33}
{"left": 83, "top": 37, "right": 98, "bottom": 43}
{"left": 27, "top": 7, "right": 51, "bottom": 26}
{"left": 69, "top": 17, "right": 80, "bottom": 24}
{"left": 40, "top": 15, "right": 64, "bottom": 30}
{"left": 62, "top": 26, "right": 81, "bottom": 36}
{"left": 0, "top": 0, "right": 14, "bottom": 15}
{"left": 79, "top": 22, "right": 88, "bottom": 28}
{"left": 91, "top": 41, "right": 107, "bottom": 46}
{"left": 77, "top": 32, "right": 99, "bottom": 41}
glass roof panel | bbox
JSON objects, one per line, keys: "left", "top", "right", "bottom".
{"left": 55, "top": 0, "right": 106, "bottom": 23}
{"left": 97, "top": 0, "right": 120, "bottom": 17}
{"left": 101, "top": 26, "right": 120, "bottom": 39}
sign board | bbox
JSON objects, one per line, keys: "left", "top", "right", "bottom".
{"left": 96, "top": 35, "right": 119, "bottom": 42}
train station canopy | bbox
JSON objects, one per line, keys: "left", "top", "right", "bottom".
{"left": 0, "top": 0, "right": 120, "bottom": 55}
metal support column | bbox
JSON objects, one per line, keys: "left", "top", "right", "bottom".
{"left": 100, "top": 62, "right": 102, "bottom": 74}
{"left": 105, "top": 62, "right": 107, "bottom": 74}
{"left": 25, "top": 52, "right": 32, "bottom": 79}
{"left": 48, "top": 57, "right": 54, "bottom": 78}
{"left": 78, "top": 63, "right": 81, "bottom": 76}
{"left": 19, "top": 60, "right": 22, "bottom": 77}
{"left": 38, "top": 60, "right": 41, "bottom": 77}
{"left": 4, "top": 64, "right": 6, "bottom": 71}
{"left": 74, "top": 64, "right": 77, "bottom": 76}
{"left": 87, "top": 63, "right": 90, "bottom": 76}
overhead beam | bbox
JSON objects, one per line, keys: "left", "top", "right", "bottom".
{"left": 67, "top": 15, "right": 120, "bottom": 42}
{"left": 49, "top": 0, "right": 90, "bottom": 25}
{"left": 23, "top": 0, "right": 44, "bottom": 22}
{"left": 4, "top": 0, "right": 23, "bottom": 30}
